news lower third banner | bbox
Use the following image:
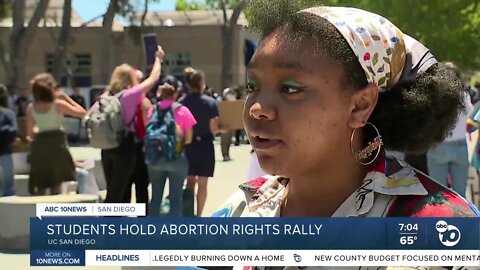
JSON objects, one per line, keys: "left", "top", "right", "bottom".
{"left": 30, "top": 217, "right": 480, "bottom": 267}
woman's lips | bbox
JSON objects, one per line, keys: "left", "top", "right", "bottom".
{"left": 250, "top": 136, "right": 282, "bottom": 150}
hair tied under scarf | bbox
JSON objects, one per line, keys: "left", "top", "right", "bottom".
{"left": 300, "top": 6, "right": 437, "bottom": 91}
{"left": 396, "top": 35, "right": 438, "bottom": 87}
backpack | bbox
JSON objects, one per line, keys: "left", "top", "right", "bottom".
{"left": 0, "top": 108, "right": 18, "bottom": 152}
{"left": 144, "top": 102, "right": 183, "bottom": 165}
{"left": 85, "top": 91, "right": 133, "bottom": 149}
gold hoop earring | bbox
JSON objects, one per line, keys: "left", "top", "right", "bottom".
{"left": 350, "top": 122, "right": 383, "bottom": 166}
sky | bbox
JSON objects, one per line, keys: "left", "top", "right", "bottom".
{"left": 72, "top": 0, "right": 177, "bottom": 22}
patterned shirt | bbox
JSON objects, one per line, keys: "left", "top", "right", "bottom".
{"left": 212, "top": 154, "right": 480, "bottom": 270}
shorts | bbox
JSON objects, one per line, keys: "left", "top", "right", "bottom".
{"left": 185, "top": 139, "right": 215, "bottom": 177}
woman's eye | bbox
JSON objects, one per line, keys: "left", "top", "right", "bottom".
{"left": 246, "top": 82, "right": 259, "bottom": 93}
{"left": 280, "top": 80, "right": 305, "bottom": 95}
{"left": 281, "top": 85, "right": 304, "bottom": 94}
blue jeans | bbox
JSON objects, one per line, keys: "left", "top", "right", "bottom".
{"left": 148, "top": 155, "right": 188, "bottom": 216}
{"left": 0, "top": 154, "right": 15, "bottom": 196}
{"left": 427, "top": 139, "right": 469, "bottom": 197}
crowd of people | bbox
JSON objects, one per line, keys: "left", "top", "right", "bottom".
{"left": 1, "top": 1, "right": 480, "bottom": 224}
{"left": 0, "top": 45, "right": 238, "bottom": 217}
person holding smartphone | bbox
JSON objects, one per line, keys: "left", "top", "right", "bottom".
{"left": 96, "top": 46, "right": 165, "bottom": 203}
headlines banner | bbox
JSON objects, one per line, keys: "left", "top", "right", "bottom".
{"left": 29, "top": 217, "right": 480, "bottom": 267}
{"left": 30, "top": 250, "right": 480, "bottom": 267}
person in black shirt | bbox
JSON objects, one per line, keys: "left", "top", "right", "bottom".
{"left": 67, "top": 86, "right": 86, "bottom": 143}
{"left": 179, "top": 68, "right": 226, "bottom": 217}
{"left": 14, "top": 88, "right": 30, "bottom": 118}
{"left": 69, "top": 86, "right": 86, "bottom": 109}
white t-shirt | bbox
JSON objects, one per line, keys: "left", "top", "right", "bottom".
{"left": 245, "top": 151, "right": 268, "bottom": 180}
{"left": 446, "top": 91, "right": 473, "bottom": 142}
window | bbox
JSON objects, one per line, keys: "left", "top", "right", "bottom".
{"left": 162, "top": 52, "right": 191, "bottom": 80}
{"left": 46, "top": 54, "right": 92, "bottom": 87}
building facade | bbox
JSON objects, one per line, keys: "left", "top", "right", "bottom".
{"left": 0, "top": 8, "right": 257, "bottom": 96}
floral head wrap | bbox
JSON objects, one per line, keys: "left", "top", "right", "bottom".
{"left": 300, "top": 7, "right": 437, "bottom": 91}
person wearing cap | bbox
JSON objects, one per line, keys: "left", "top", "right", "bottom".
{"left": 162, "top": 75, "right": 179, "bottom": 89}
{"left": 153, "top": 75, "right": 183, "bottom": 102}
{"left": 213, "top": 0, "right": 479, "bottom": 222}
{"left": 146, "top": 83, "right": 197, "bottom": 216}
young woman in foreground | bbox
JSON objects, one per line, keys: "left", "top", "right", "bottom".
{"left": 214, "top": 0, "right": 479, "bottom": 219}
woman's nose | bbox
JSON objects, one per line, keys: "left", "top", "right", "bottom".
{"left": 248, "top": 97, "right": 276, "bottom": 121}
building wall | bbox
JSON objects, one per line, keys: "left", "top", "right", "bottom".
{"left": 0, "top": 24, "right": 253, "bottom": 92}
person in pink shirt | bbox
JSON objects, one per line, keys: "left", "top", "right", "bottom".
{"left": 124, "top": 69, "right": 152, "bottom": 208}
{"left": 98, "top": 46, "right": 164, "bottom": 203}
{"left": 146, "top": 83, "right": 197, "bottom": 216}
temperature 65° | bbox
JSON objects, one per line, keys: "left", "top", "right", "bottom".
{"left": 400, "top": 236, "right": 417, "bottom": 245}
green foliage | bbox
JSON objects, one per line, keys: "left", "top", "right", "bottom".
{"left": 0, "top": 0, "right": 9, "bottom": 20}
{"left": 322, "top": 0, "right": 480, "bottom": 70}
{"left": 175, "top": 0, "right": 241, "bottom": 11}
{"left": 176, "top": 0, "right": 208, "bottom": 11}
{"left": 205, "top": 0, "right": 238, "bottom": 9}
{"left": 175, "top": 0, "right": 480, "bottom": 70}
{"left": 245, "top": 0, "right": 324, "bottom": 24}
{"left": 117, "top": 0, "right": 162, "bottom": 26}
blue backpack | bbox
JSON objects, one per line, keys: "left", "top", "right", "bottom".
{"left": 144, "top": 102, "right": 183, "bottom": 165}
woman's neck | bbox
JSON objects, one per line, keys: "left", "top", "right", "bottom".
{"left": 281, "top": 151, "right": 367, "bottom": 217}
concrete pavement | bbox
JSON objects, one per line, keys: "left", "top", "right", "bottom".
{"left": 68, "top": 140, "right": 252, "bottom": 216}
{"left": 0, "top": 141, "right": 253, "bottom": 270}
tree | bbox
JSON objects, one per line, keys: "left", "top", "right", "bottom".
{"left": 51, "top": 0, "right": 72, "bottom": 84}
{"left": 0, "top": 0, "right": 50, "bottom": 93}
{"left": 140, "top": 0, "right": 150, "bottom": 27}
{"left": 208, "top": 0, "right": 480, "bottom": 72}
{"left": 100, "top": 0, "right": 121, "bottom": 83}
{"left": 0, "top": 0, "right": 8, "bottom": 20}
{"left": 110, "top": 0, "right": 159, "bottom": 70}
{"left": 322, "top": 0, "right": 480, "bottom": 70}
{"left": 99, "top": 0, "right": 160, "bottom": 82}
{"left": 218, "top": 0, "right": 248, "bottom": 90}
{"left": 176, "top": 0, "right": 248, "bottom": 90}
{"left": 176, "top": 0, "right": 205, "bottom": 11}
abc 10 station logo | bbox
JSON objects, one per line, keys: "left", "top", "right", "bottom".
{"left": 435, "top": 220, "right": 461, "bottom": 247}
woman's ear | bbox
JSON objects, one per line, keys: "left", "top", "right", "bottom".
{"left": 347, "top": 83, "right": 378, "bottom": 129}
